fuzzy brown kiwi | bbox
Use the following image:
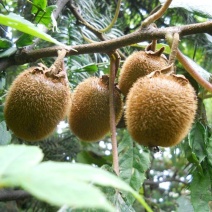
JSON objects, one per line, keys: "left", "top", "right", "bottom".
{"left": 4, "top": 52, "right": 71, "bottom": 141}
{"left": 69, "top": 75, "right": 123, "bottom": 142}
{"left": 118, "top": 48, "right": 168, "bottom": 96}
{"left": 125, "top": 72, "right": 197, "bottom": 147}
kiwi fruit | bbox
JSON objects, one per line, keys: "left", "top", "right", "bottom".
{"left": 125, "top": 71, "right": 197, "bottom": 147}
{"left": 4, "top": 58, "right": 70, "bottom": 141}
{"left": 118, "top": 48, "right": 168, "bottom": 96}
{"left": 69, "top": 75, "right": 123, "bottom": 142}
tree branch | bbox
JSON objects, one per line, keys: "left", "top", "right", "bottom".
{"left": 141, "top": 0, "right": 172, "bottom": 28}
{"left": 0, "top": 189, "right": 31, "bottom": 201}
{"left": 0, "top": 21, "right": 212, "bottom": 70}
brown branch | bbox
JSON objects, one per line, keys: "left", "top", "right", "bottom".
{"left": 0, "top": 21, "right": 212, "bottom": 70}
{"left": 177, "top": 49, "right": 212, "bottom": 93}
{"left": 0, "top": 189, "right": 31, "bottom": 201}
{"left": 68, "top": 3, "right": 105, "bottom": 40}
{"left": 141, "top": 0, "right": 172, "bottom": 28}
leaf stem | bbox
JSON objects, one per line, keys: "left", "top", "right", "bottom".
{"left": 109, "top": 52, "right": 119, "bottom": 176}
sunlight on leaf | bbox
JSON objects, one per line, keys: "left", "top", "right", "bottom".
{"left": 21, "top": 169, "right": 115, "bottom": 212}
{"left": 0, "top": 144, "right": 43, "bottom": 177}
{"left": 0, "top": 145, "right": 152, "bottom": 212}
{"left": 0, "top": 13, "right": 65, "bottom": 46}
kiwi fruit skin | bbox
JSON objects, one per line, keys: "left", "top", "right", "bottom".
{"left": 4, "top": 67, "right": 71, "bottom": 141}
{"left": 69, "top": 76, "right": 123, "bottom": 142}
{"left": 125, "top": 74, "right": 197, "bottom": 147}
{"left": 118, "top": 51, "right": 168, "bottom": 96}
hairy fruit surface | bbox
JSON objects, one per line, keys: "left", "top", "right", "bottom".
{"left": 118, "top": 50, "right": 168, "bottom": 96}
{"left": 125, "top": 72, "right": 197, "bottom": 147}
{"left": 4, "top": 66, "right": 71, "bottom": 141}
{"left": 69, "top": 76, "right": 123, "bottom": 142}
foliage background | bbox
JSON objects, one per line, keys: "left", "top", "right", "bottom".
{"left": 0, "top": 0, "right": 212, "bottom": 211}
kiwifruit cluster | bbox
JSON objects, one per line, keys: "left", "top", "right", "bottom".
{"left": 68, "top": 75, "right": 123, "bottom": 142}
{"left": 118, "top": 47, "right": 168, "bottom": 96}
{"left": 4, "top": 51, "right": 70, "bottom": 141}
{"left": 117, "top": 46, "right": 197, "bottom": 148}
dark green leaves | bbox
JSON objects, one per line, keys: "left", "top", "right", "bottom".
{"left": 31, "top": 0, "right": 47, "bottom": 13}
{"left": 119, "top": 130, "right": 151, "bottom": 205}
{"left": 0, "top": 39, "right": 12, "bottom": 49}
{"left": 71, "top": 63, "right": 98, "bottom": 73}
{"left": 190, "top": 170, "right": 212, "bottom": 212}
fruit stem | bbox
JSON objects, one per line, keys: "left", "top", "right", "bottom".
{"left": 166, "top": 33, "right": 180, "bottom": 67}
{"left": 109, "top": 52, "right": 120, "bottom": 176}
{"left": 49, "top": 49, "right": 67, "bottom": 75}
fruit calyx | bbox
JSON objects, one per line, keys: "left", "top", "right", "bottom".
{"left": 147, "top": 66, "right": 189, "bottom": 86}
{"left": 145, "top": 43, "right": 167, "bottom": 59}
{"left": 31, "top": 49, "right": 68, "bottom": 84}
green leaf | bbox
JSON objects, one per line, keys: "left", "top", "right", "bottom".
{"left": 16, "top": 34, "right": 34, "bottom": 47}
{"left": 71, "top": 63, "right": 98, "bottom": 73}
{"left": 29, "top": 161, "right": 134, "bottom": 192}
{"left": 20, "top": 170, "right": 115, "bottom": 212}
{"left": 34, "top": 5, "right": 57, "bottom": 27}
{"left": 188, "top": 122, "right": 207, "bottom": 163}
{"left": 176, "top": 195, "right": 194, "bottom": 212}
{"left": 0, "top": 13, "right": 65, "bottom": 46}
{"left": 118, "top": 130, "right": 151, "bottom": 205}
{"left": 0, "top": 38, "right": 13, "bottom": 49}
{"left": 0, "top": 121, "right": 11, "bottom": 145}
{"left": 206, "top": 135, "right": 212, "bottom": 167}
{"left": 190, "top": 170, "right": 212, "bottom": 211}
{"left": 0, "top": 144, "right": 43, "bottom": 178}
{"left": 0, "top": 47, "right": 17, "bottom": 58}
{"left": 24, "top": 162, "right": 152, "bottom": 211}
{"left": 77, "top": 151, "right": 110, "bottom": 166}
{"left": 160, "top": 0, "right": 212, "bottom": 18}
{"left": 32, "top": 0, "right": 47, "bottom": 13}
{"left": 0, "top": 145, "right": 152, "bottom": 212}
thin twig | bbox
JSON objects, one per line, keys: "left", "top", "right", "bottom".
{"left": 99, "top": 0, "right": 122, "bottom": 33}
{"left": 177, "top": 50, "right": 212, "bottom": 93}
{"left": 69, "top": 2, "right": 126, "bottom": 59}
{"left": 141, "top": 0, "right": 172, "bottom": 28}
{"left": 69, "top": 3, "right": 105, "bottom": 40}
{"left": 109, "top": 52, "right": 119, "bottom": 176}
